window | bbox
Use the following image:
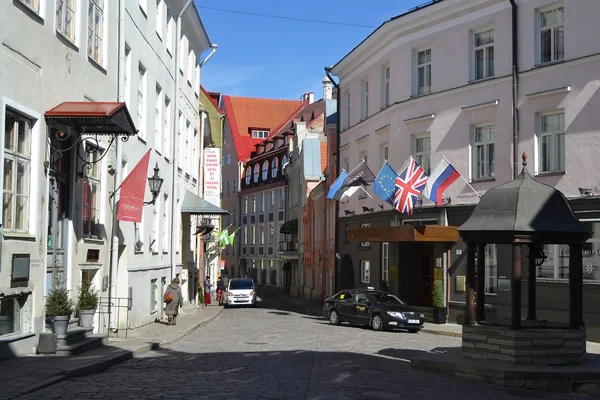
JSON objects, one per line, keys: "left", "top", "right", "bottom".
{"left": 150, "top": 279, "right": 157, "bottom": 312}
{"left": 269, "top": 224, "right": 274, "bottom": 245}
{"left": 151, "top": 196, "right": 159, "bottom": 253}
{"left": 82, "top": 146, "right": 102, "bottom": 238}
{"left": 360, "top": 261, "right": 371, "bottom": 284}
{"left": 243, "top": 226, "right": 248, "bottom": 245}
{"left": 413, "top": 135, "right": 431, "bottom": 175}
{"left": 163, "top": 96, "right": 170, "bottom": 156}
{"left": 379, "top": 143, "right": 388, "bottom": 166}
{"left": 474, "top": 29, "right": 494, "bottom": 80}
{"left": 225, "top": 153, "right": 232, "bottom": 165}
{"left": 360, "top": 223, "right": 370, "bottom": 247}
{"left": 537, "top": 111, "right": 565, "bottom": 174}
{"left": 3, "top": 110, "right": 31, "bottom": 233}
{"left": 245, "top": 167, "right": 251, "bottom": 185}
{"left": 346, "top": 92, "right": 351, "bottom": 128}
{"left": 416, "top": 49, "right": 431, "bottom": 95}
{"left": 251, "top": 226, "right": 256, "bottom": 245}
{"left": 244, "top": 197, "right": 248, "bottom": 214}
{"left": 124, "top": 45, "right": 131, "bottom": 106}
{"left": 0, "top": 297, "right": 22, "bottom": 337}
{"left": 57, "top": 0, "right": 76, "bottom": 41}
{"left": 361, "top": 80, "right": 369, "bottom": 120}
{"left": 381, "top": 242, "right": 389, "bottom": 283}
{"left": 271, "top": 158, "right": 278, "bottom": 178}
{"left": 187, "top": 51, "right": 195, "bottom": 83}
{"left": 19, "top": 0, "right": 40, "bottom": 13}
{"left": 260, "top": 193, "right": 265, "bottom": 213}
{"left": 281, "top": 155, "right": 288, "bottom": 174}
{"left": 270, "top": 191, "right": 275, "bottom": 210}
{"left": 162, "top": 194, "right": 169, "bottom": 252}
{"left": 485, "top": 244, "right": 497, "bottom": 294}
{"left": 252, "top": 130, "right": 268, "bottom": 139}
{"left": 166, "top": 16, "right": 173, "bottom": 55}
{"left": 260, "top": 226, "right": 264, "bottom": 245}
{"left": 253, "top": 164, "right": 259, "bottom": 183}
{"left": 279, "top": 188, "right": 285, "bottom": 209}
{"left": 539, "top": 6, "right": 564, "bottom": 64}
{"left": 155, "top": 0, "right": 163, "bottom": 39}
{"left": 471, "top": 124, "right": 495, "bottom": 180}
{"left": 179, "top": 36, "right": 187, "bottom": 73}
{"left": 137, "top": 64, "right": 146, "bottom": 138}
{"left": 261, "top": 161, "right": 268, "bottom": 180}
{"left": 252, "top": 195, "right": 256, "bottom": 213}
{"left": 382, "top": 65, "right": 390, "bottom": 108}
{"left": 342, "top": 157, "right": 349, "bottom": 173}
{"left": 155, "top": 84, "right": 162, "bottom": 153}
{"left": 88, "top": 0, "right": 104, "bottom": 64}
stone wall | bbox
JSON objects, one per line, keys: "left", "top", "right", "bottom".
{"left": 462, "top": 324, "right": 586, "bottom": 365}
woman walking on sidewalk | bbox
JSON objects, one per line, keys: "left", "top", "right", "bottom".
{"left": 203, "top": 276, "right": 212, "bottom": 306}
{"left": 164, "top": 278, "right": 183, "bottom": 325}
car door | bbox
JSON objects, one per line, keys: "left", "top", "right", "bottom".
{"left": 353, "top": 292, "right": 371, "bottom": 325}
{"left": 337, "top": 290, "right": 356, "bottom": 321}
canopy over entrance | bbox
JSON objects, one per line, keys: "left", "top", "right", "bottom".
{"left": 346, "top": 225, "right": 458, "bottom": 243}
{"left": 44, "top": 102, "right": 137, "bottom": 136}
{"left": 181, "top": 191, "right": 228, "bottom": 216}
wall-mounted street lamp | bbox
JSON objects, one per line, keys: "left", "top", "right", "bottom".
{"left": 144, "top": 163, "right": 164, "bottom": 205}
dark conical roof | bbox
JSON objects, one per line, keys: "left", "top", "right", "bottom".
{"left": 458, "top": 153, "right": 591, "bottom": 244}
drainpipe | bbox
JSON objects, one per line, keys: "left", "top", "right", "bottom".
{"left": 170, "top": 0, "right": 194, "bottom": 283}
{"left": 107, "top": 0, "right": 126, "bottom": 334}
{"left": 509, "top": 0, "right": 519, "bottom": 179}
{"left": 200, "top": 44, "right": 218, "bottom": 67}
{"left": 195, "top": 109, "right": 206, "bottom": 307}
{"left": 325, "top": 67, "right": 340, "bottom": 293}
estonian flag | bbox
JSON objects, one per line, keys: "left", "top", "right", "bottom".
{"left": 326, "top": 161, "right": 376, "bottom": 201}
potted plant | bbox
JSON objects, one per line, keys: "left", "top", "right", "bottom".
{"left": 76, "top": 281, "right": 99, "bottom": 328}
{"left": 45, "top": 286, "right": 74, "bottom": 335}
{"left": 432, "top": 279, "right": 446, "bottom": 324}
{"left": 198, "top": 286, "right": 204, "bottom": 309}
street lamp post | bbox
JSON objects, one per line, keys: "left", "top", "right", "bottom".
{"left": 144, "top": 163, "right": 164, "bottom": 205}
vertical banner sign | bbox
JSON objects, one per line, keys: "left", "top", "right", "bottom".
{"left": 203, "top": 148, "right": 221, "bottom": 207}
{"left": 117, "top": 150, "right": 151, "bottom": 222}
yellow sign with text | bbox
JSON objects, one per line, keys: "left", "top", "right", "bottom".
{"left": 434, "top": 268, "right": 443, "bottom": 280}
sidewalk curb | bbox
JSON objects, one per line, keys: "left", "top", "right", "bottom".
{"left": 12, "top": 307, "right": 224, "bottom": 398}
{"left": 421, "top": 329, "right": 462, "bottom": 338}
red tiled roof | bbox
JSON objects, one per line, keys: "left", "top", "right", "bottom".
{"left": 200, "top": 86, "right": 224, "bottom": 113}
{"left": 320, "top": 142, "right": 328, "bottom": 173}
{"left": 222, "top": 95, "right": 303, "bottom": 161}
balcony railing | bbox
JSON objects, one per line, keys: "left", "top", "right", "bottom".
{"left": 278, "top": 241, "right": 298, "bottom": 252}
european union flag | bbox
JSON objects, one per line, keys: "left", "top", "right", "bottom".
{"left": 373, "top": 161, "right": 398, "bottom": 205}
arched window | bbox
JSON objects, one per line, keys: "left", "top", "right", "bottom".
{"left": 271, "top": 158, "right": 278, "bottom": 178}
{"left": 253, "top": 164, "right": 259, "bottom": 183}
{"left": 245, "top": 167, "right": 251, "bottom": 185}
{"left": 261, "top": 161, "right": 268, "bottom": 180}
{"left": 281, "top": 155, "right": 288, "bottom": 173}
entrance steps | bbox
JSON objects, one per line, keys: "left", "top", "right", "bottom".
{"left": 39, "top": 317, "right": 107, "bottom": 356}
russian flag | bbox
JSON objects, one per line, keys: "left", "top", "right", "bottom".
{"left": 423, "top": 158, "right": 461, "bottom": 205}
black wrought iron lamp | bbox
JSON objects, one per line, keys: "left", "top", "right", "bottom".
{"left": 528, "top": 243, "right": 548, "bottom": 266}
{"left": 144, "top": 163, "right": 164, "bottom": 205}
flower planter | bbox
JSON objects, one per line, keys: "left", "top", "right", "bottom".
{"left": 433, "top": 306, "right": 447, "bottom": 324}
{"left": 79, "top": 310, "right": 95, "bottom": 328}
{"left": 52, "top": 316, "right": 70, "bottom": 335}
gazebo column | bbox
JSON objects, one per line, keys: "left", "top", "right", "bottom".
{"left": 476, "top": 243, "right": 486, "bottom": 322}
{"left": 465, "top": 243, "right": 476, "bottom": 325}
{"left": 511, "top": 243, "right": 522, "bottom": 329}
{"left": 569, "top": 243, "right": 583, "bottom": 329}
{"left": 527, "top": 244, "right": 537, "bottom": 321}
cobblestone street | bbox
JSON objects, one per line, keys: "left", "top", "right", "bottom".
{"left": 19, "top": 294, "right": 588, "bottom": 399}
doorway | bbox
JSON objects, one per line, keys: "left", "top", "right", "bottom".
{"left": 418, "top": 244, "right": 434, "bottom": 305}
{"left": 338, "top": 255, "right": 354, "bottom": 291}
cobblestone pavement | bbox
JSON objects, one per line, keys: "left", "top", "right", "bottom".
{"left": 20, "top": 294, "right": 591, "bottom": 399}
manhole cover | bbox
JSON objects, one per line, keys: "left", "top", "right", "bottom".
{"left": 243, "top": 341, "right": 268, "bottom": 345}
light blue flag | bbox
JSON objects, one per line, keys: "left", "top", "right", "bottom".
{"left": 326, "top": 170, "right": 349, "bottom": 200}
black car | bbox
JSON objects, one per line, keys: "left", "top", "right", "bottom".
{"left": 322, "top": 288, "right": 424, "bottom": 333}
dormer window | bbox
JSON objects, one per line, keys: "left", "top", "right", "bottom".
{"left": 274, "top": 140, "right": 279, "bottom": 150}
{"left": 262, "top": 161, "right": 268, "bottom": 180}
{"left": 284, "top": 135, "right": 289, "bottom": 145}
{"left": 253, "top": 164, "right": 259, "bottom": 183}
{"left": 252, "top": 130, "right": 269, "bottom": 139}
{"left": 245, "top": 167, "right": 251, "bottom": 185}
{"left": 271, "top": 158, "right": 278, "bottom": 178}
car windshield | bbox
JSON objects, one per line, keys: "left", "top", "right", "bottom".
{"left": 370, "top": 292, "right": 405, "bottom": 305}
{"left": 229, "top": 280, "right": 254, "bottom": 290}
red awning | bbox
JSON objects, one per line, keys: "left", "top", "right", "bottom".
{"left": 45, "top": 102, "right": 137, "bottom": 136}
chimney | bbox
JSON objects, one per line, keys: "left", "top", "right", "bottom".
{"left": 322, "top": 75, "right": 333, "bottom": 100}
{"left": 301, "top": 92, "right": 315, "bottom": 104}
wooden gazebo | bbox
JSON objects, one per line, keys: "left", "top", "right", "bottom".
{"left": 457, "top": 154, "right": 591, "bottom": 366}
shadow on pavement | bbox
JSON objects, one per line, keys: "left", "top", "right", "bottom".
{"left": 256, "top": 291, "right": 323, "bottom": 318}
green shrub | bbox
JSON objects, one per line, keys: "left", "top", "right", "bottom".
{"left": 198, "top": 285, "right": 204, "bottom": 300}
{"left": 432, "top": 279, "right": 444, "bottom": 308}
{"left": 46, "top": 286, "right": 74, "bottom": 317}
{"left": 76, "top": 281, "right": 99, "bottom": 311}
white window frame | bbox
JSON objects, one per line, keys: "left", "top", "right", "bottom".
{"left": 360, "top": 260, "right": 371, "bottom": 284}
{"left": 379, "top": 143, "right": 388, "bottom": 168}
{"left": 151, "top": 195, "right": 159, "bottom": 253}
{"left": 179, "top": 36, "right": 187, "bottom": 73}
{"left": 163, "top": 96, "right": 170, "bottom": 156}
{"left": 469, "top": 123, "right": 495, "bottom": 181}
{"left": 166, "top": 16, "right": 173, "bottom": 56}
{"left": 150, "top": 278, "right": 158, "bottom": 313}
{"left": 139, "top": 0, "right": 147, "bottom": 16}
{"left": 279, "top": 188, "right": 285, "bottom": 209}
{"left": 155, "top": 84, "right": 162, "bottom": 153}
{"left": 124, "top": 45, "right": 131, "bottom": 106}
{"left": 251, "top": 226, "right": 256, "bottom": 245}
{"left": 87, "top": 0, "right": 104, "bottom": 65}
{"left": 415, "top": 48, "right": 432, "bottom": 96}
{"left": 361, "top": 80, "right": 369, "bottom": 120}
{"left": 381, "top": 242, "right": 389, "bottom": 283}
{"left": 137, "top": 63, "right": 147, "bottom": 140}
{"left": 252, "top": 130, "right": 268, "bottom": 139}
{"left": 19, "top": 0, "right": 42, "bottom": 15}
{"left": 536, "top": 4, "right": 564, "bottom": 65}
{"left": 0, "top": 297, "right": 23, "bottom": 337}
{"left": 535, "top": 110, "right": 565, "bottom": 175}
{"left": 345, "top": 92, "right": 351, "bottom": 129}
{"left": 243, "top": 226, "right": 248, "bottom": 245}
{"left": 260, "top": 192, "right": 265, "bottom": 213}
{"left": 269, "top": 223, "right": 274, "bottom": 245}
{"left": 484, "top": 244, "right": 497, "bottom": 295}
{"left": 252, "top": 195, "right": 256, "bottom": 213}
{"left": 187, "top": 50, "right": 195, "bottom": 84}
{"left": 162, "top": 193, "right": 169, "bottom": 253}
{"left": 56, "top": 0, "right": 77, "bottom": 43}
{"left": 155, "top": 0, "right": 163, "bottom": 39}
{"left": 472, "top": 27, "right": 494, "bottom": 81}
{"left": 382, "top": 65, "right": 390, "bottom": 109}
{"left": 360, "top": 223, "right": 370, "bottom": 247}
{"left": 412, "top": 134, "right": 431, "bottom": 176}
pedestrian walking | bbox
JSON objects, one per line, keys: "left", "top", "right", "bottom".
{"left": 216, "top": 276, "right": 224, "bottom": 305}
{"left": 164, "top": 278, "right": 183, "bottom": 325}
{"left": 203, "top": 275, "right": 212, "bottom": 306}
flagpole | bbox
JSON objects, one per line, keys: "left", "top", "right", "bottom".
{"left": 442, "top": 156, "right": 481, "bottom": 198}
{"left": 360, "top": 186, "right": 373, "bottom": 198}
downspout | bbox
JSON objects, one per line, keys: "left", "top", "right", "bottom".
{"left": 200, "top": 44, "right": 218, "bottom": 67}
{"left": 108, "top": 0, "right": 126, "bottom": 334}
{"left": 325, "top": 67, "right": 340, "bottom": 293}
{"left": 196, "top": 109, "right": 206, "bottom": 306}
{"left": 170, "top": 0, "right": 194, "bottom": 282}
{"left": 509, "top": 0, "right": 519, "bottom": 179}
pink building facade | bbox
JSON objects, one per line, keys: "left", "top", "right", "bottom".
{"left": 329, "top": 0, "right": 600, "bottom": 337}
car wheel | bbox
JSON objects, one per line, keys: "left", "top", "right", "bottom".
{"left": 408, "top": 328, "right": 420, "bottom": 333}
{"left": 329, "top": 310, "right": 341, "bottom": 326}
{"left": 371, "top": 314, "right": 385, "bottom": 331}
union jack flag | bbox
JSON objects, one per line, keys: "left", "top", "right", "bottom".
{"left": 394, "top": 157, "right": 429, "bottom": 215}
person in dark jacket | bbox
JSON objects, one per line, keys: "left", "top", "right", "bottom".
{"left": 164, "top": 278, "right": 183, "bottom": 325}
{"left": 216, "top": 277, "right": 224, "bottom": 305}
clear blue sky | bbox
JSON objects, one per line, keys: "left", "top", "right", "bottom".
{"left": 197, "top": 0, "right": 425, "bottom": 100}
